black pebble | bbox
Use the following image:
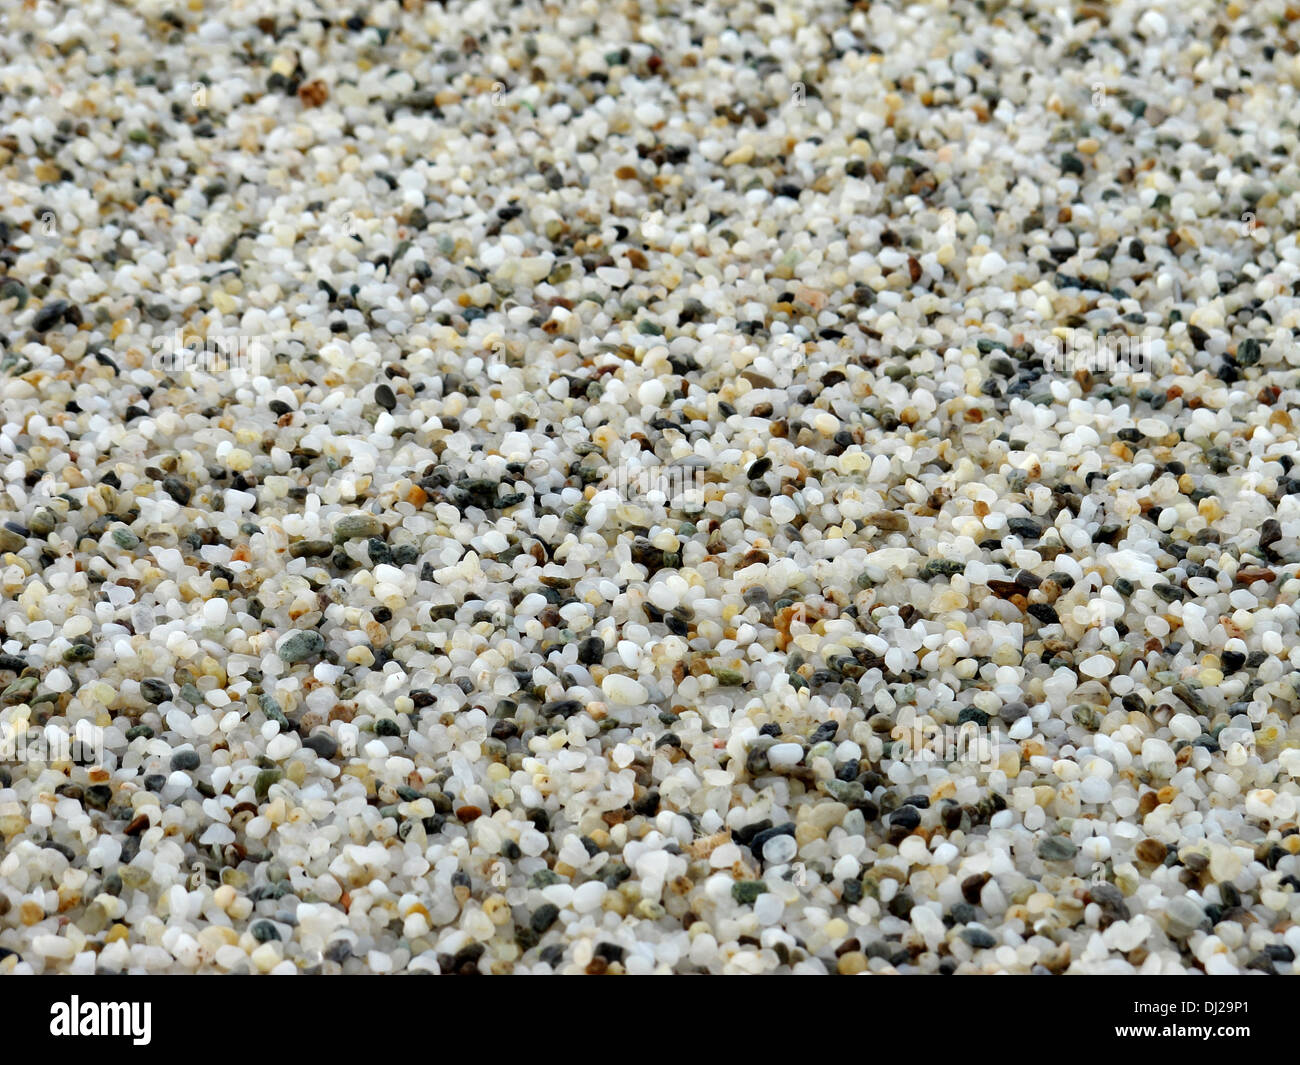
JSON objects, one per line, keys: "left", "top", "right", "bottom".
{"left": 251, "top": 920, "right": 281, "bottom": 943}
{"left": 889, "top": 805, "right": 921, "bottom": 830}
{"left": 303, "top": 733, "right": 338, "bottom": 759}
{"left": 32, "top": 300, "right": 70, "bottom": 333}
{"left": 170, "top": 750, "right": 200, "bottom": 771}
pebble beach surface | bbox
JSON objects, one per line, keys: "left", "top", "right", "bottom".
{"left": 3, "top": 0, "right": 1300, "bottom": 974}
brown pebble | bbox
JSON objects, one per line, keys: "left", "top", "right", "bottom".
{"left": 1042, "top": 943, "right": 1071, "bottom": 973}
{"left": 1236, "top": 567, "right": 1276, "bottom": 584}
{"left": 833, "top": 937, "right": 861, "bottom": 957}
{"left": 456, "top": 805, "right": 483, "bottom": 823}
{"left": 298, "top": 80, "right": 329, "bottom": 107}
{"left": 1136, "top": 838, "right": 1167, "bottom": 864}
{"left": 865, "top": 511, "right": 909, "bottom": 533}
{"left": 962, "top": 872, "right": 991, "bottom": 904}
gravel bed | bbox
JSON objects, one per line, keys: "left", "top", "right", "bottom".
{"left": 2, "top": 0, "right": 1300, "bottom": 973}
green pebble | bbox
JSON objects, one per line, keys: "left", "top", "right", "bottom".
{"left": 254, "top": 769, "right": 283, "bottom": 799}
{"left": 0, "top": 527, "right": 27, "bottom": 552}
{"left": 278, "top": 630, "right": 325, "bottom": 664}
{"left": 920, "top": 558, "right": 963, "bottom": 579}
{"left": 1036, "top": 837, "right": 1078, "bottom": 861}
{"left": 0, "top": 279, "right": 29, "bottom": 309}
{"left": 528, "top": 869, "right": 561, "bottom": 889}
{"left": 732, "top": 880, "right": 767, "bottom": 905}
{"left": 1, "top": 676, "right": 37, "bottom": 704}
{"left": 824, "top": 779, "right": 865, "bottom": 804}
{"left": 259, "top": 693, "right": 290, "bottom": 729}
{"left": 290, "top": 539, "right": 333, "bottom": 559}
{"left": 332, "top": 514, "right": 383, "bottom": 543}
{"left": 29, "top": 508, "right": 57, "bottom": 536}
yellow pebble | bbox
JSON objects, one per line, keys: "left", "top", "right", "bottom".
{"left": 1198, "top": 497, "right": 1223, "bottom": 522}
{"left": 837, "top": 951, "right": 869, "bottom": 974}
{"left": 722, "top": 144, "right": 755, "bottom": 166}
{"left": 483, "top": 895, "right": 512, "bottom": 925}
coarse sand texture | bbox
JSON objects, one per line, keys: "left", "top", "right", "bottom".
{"left": 1, "top": 0, "right": 1300, "bottom": 973}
